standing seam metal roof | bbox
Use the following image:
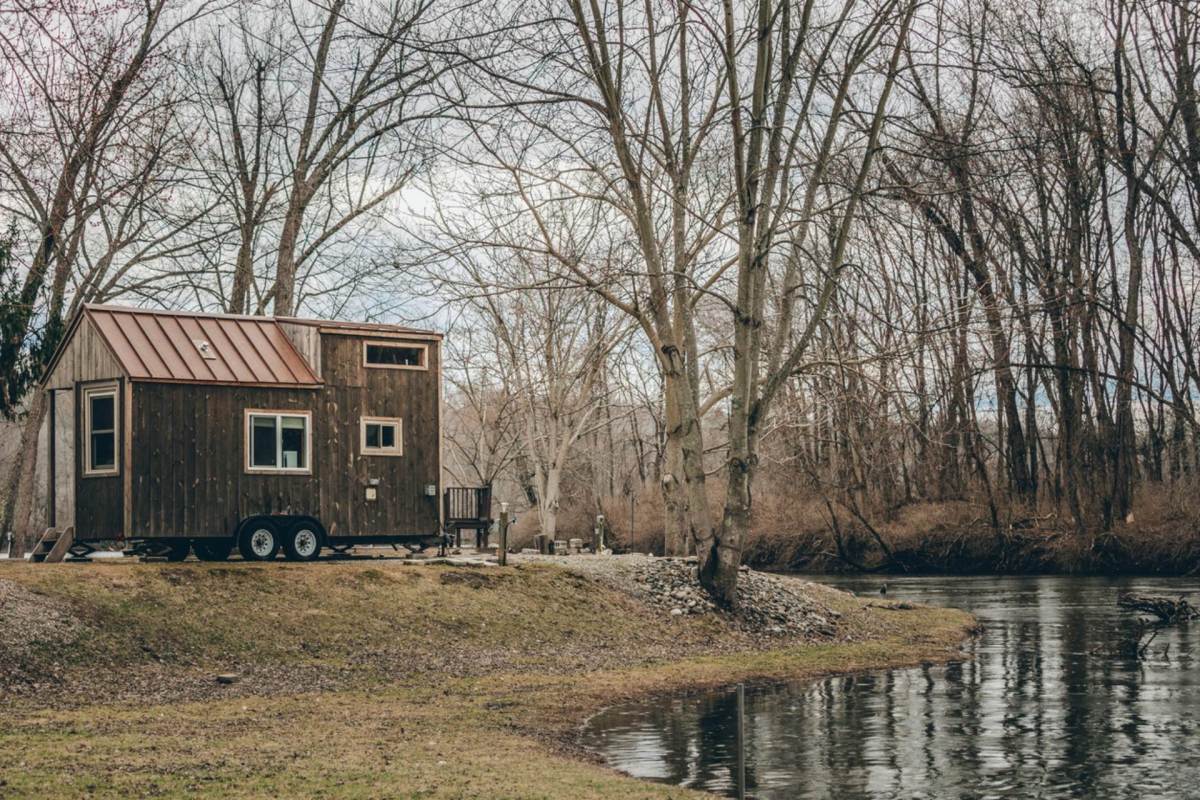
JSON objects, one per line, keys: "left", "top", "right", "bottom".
{"left": 84, "top": 305, "right": 322, "bottom": 387}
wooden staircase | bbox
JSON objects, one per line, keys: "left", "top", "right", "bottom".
{"left": 30, "top": 526, "right": 75, "bottom": 563}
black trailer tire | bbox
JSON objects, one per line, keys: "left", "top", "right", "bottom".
{"left": 283, "top": 521, "right": 322, "bottom": 562}
{"left": 194, "top": 540, "right": 233, "bottom": 562}
{"left": 164, "top": 541, "right": 190, "bottom": 562}
{"left": 238, "top": 520, "right": 281, "bottom": 561}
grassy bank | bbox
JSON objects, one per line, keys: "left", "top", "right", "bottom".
{"left": 0, "top": 559, "right": 973, "bottom": 798}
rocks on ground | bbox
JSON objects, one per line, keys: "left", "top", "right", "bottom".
{"left": 628, "top": 557, "right": 839, "bottom": 638}
{"left": 518, "top": 553, "right": 841, "bottom": 639}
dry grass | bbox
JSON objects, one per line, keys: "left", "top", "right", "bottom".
{"left": 0, "top": 559, "right": 974, "bottom": 799}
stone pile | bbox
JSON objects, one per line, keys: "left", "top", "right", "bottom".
{"left": 628, "top": 558, "right": 839, "bottom": 638}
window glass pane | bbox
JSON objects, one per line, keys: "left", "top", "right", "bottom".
{"left": 365, "top": 423, "right": 381, "bottom": 448}
{"left": 365, "top": 344, "right": 422, "bottom": 366}
{"left": 91, "top": 432, "right": 115, "bottom": 470}
{"left": 251, "top": 416, "right": 278, "bottom": 467}
{"left": 90, "top": 394, "right": 114, "bottom": 431}
{"left": 281, "top": 416, "right": 306, "bottom": 469}
{"left": 381, "top": 425, "right": 395, "bottom": 448}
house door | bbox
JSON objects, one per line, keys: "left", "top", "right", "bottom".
{"left": 52, "top": 389, "right": 75, "bottom": 530}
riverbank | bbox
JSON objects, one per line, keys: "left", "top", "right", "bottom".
{"left": 740, "top": 498, "right": 1200, "bottom": 575}
{"left": 0, "top": 557, "right": 973, "bottom": 798}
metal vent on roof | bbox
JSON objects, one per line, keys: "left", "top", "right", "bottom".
{"left": 192, "top": 338, "right": 217, "bottom": 360}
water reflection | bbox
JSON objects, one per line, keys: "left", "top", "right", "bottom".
{"left": 582, "top": 576, "right": 1200, "bottom": 799}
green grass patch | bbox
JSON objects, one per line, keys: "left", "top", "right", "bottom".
{"left": 0, "top": 560, "right": 973, "bottom": 798}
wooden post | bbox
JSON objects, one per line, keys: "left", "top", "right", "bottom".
{"left": 498, "top": 503, "right": 509, "bottom": 566}
{"left": 594, "top": 514, "right": 606, "bottom": 551}
{"left": 736, "top": 682, "right": 745, "bottom": 799}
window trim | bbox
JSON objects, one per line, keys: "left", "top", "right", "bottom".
{"left": 82, "top": 384, "right": 119, "bottom": 478}
{"left": 362, "top": 340, "right": 428, "bottom": 371}
{"left": 244, "top": 409, "right": 312, "bottom": 475}
{"left": 360, "top": 416, "right": 403, "bottom": 457}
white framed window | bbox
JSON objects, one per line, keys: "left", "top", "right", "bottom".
{"left": 244, "top": 410, "right": 311, "bottom": 473}
{"left": 363, "top": 340, "right": 427, "bottom": 370}
{"left": 83, "top": 384, "right": 119, "bottom": 477}
{"left": 361, "top": 416, "right": 403, "bottom": 456}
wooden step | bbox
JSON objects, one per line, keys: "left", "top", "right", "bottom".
{"left": 29, "top": 527, "right": 74, "bottom": 564}
{"left": 43, "top": 527, "right": 74, "bottom": 563}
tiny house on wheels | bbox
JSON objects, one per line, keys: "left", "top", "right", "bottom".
{"left": 33, "top": 304, "right": 471, "bottom": 562}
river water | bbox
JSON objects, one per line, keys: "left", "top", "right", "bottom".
{"left": 580, "top": 575, "right": 1200, "bottom": 799}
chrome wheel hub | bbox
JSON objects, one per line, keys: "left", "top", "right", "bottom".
{"left": 250, "top": 529, "right": 275, "bottom": 557}
{"left": 294, "top": 529, "right": 318, "bottom": 558}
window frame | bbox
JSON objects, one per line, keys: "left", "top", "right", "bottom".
{"left": 243, "top": 409, "right": 313, "bottom": 475}
{"left": 360, "top": 416, "right": 403, "bottom": 457}
{"left": 362, "top": 340, "right": 428, "bottom": 371}
{"left": 82, "top": 383, "right": 120, "bottom": 478}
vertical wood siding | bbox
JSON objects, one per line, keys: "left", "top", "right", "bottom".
{"left": 278, "top": 322, "right": 322, "bottom": 379}
{"left": 318, "top": 333, "right": 441, "bottom": 538}
{"left": 130, "top": 384, "right": 320, "bottom": 538}
{"left": 126, "top": 333, "right": 440, "bottom": 539}
{"left": 43, "top": 317, "right": 123, "bottom": 390}
{"left": 74, "top": 379, "right": 125, "bottom": 539}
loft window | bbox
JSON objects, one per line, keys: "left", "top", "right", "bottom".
{"left": 245, "top": 411, "right": 310, "bottom": 473}
{"left": 363, "top": 340, "right": 427, "bottom": 370}
{"left": 361, "top": 416, "right": 403, "bottom": 456}
{"left": 83, "top": 385, "right": 118, "bottom": 476}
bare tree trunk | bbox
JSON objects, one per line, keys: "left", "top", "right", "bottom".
{"left": 273, "top": 191, "right": 307, "bottom": 315}
{"left": 230, "top": 229, "right": 256, "bottom": 314}
{"left": 2, "top": 392, "right": 47, "bottom": 557}
{"left": 661, "top": 436, "right": 689, "bottom": 555}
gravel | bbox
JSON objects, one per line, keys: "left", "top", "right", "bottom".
{"left": 514, "top": 553, "right": 841, "bottom": 639}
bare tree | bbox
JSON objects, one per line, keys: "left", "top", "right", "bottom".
{"left": 0, "top": 0, "right": 221, "bottom": 552}
{"left": 264, "top": 0, "right": 456, "bottom": 316}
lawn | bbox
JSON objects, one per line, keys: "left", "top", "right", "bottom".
{"left": 0, "top": 559, "right": 974, "bottom": 798}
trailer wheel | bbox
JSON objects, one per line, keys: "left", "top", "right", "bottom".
{"left": 164, "top": 541, "right": 190, "bottom": 562}
{"left": 283, "top": 521, "right": 322, "bottom": 562}
{"left": 194, "top": 541, "right": 233, "bottom": 562}
{"left": 238, "top": 520, "right": 280, "bottom": 561}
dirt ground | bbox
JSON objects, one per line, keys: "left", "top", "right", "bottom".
{"left": 0, "top": 556, "right": 974, "bottom": 798}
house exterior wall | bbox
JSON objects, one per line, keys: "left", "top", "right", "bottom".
{"left": 43, "top": 316, "right": 123, "bottom": 390}
{"left": 41, "top": 317, "right": 127, "bottom": 540}
{"left": 122, "top": 333, "right": 441, "bottom": 540}
{"left": 316, "top": 331, "right": 441, "bottom": 539}
{"left": 128, "top": 383, "right": 320, "bottom": 539}
{"left": 74, "top": 379, "right": 126, "bottom": 540}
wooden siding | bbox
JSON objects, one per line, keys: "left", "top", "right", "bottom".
{"left": 126, "top": 334, "right": 440, "bottom": 539}
{"left": 42, "top": 314, "right": 125, "bottom": 538}
{"left": 317, "top": 333, "right": 441, "bottom": 538}
{"left": 74, "top": 379, "right": 124, "bottom": 539}
{"left": 279, "top": 321, "right": 322, "bottom": 379}
{"left": 129, "top": 384, "right": 319, "bottom": 538}
{"left": 51, "top": 389, "right": 75, "bottom": 530}
{"left": 43, "top": 316, "right": 123, "bottom": 390}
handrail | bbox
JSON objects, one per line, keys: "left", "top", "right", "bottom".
{"left": 443, "top": 485, "right": 493, "bottom": 523}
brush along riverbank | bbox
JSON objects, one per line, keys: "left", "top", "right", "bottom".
{"left": 0, "top": 556, "right": 974, "bottom": 798}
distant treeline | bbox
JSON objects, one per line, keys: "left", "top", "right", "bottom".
{"left": 4, "top": 0, "right": 1200, "bottom": 587}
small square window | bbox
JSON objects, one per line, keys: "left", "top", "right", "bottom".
{"left": 361, "top": 417, "right": 402, "bottom": 456}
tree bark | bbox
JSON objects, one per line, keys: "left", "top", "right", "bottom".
{"left": 2, "top": 392, "right": 47, "bottom": 556}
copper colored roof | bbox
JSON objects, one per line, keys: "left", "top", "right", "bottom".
{"left": 85, "top": 305, "right": 321, "bottom": 387}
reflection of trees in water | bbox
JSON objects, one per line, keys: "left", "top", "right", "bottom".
{"left": 589, "top": 578, "right": 1200, "bottom": 799}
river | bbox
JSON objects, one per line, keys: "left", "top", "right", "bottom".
{"left": 580, "top": 575, "right": 1200, "bottom": 799}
